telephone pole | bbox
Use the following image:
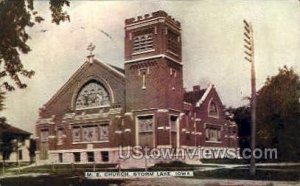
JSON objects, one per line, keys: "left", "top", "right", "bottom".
{"left": 243, "top": 19, "right": 257, "bottom": 176}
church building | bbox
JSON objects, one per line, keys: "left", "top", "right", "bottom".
{"left": 35, "top": 11, "right": 238, "bottom": 164}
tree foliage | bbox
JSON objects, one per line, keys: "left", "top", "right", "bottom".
{"left": 227, "top": 106, "right": 251, "bottom": 151}
{"left": 0, "top": 0, "right": 70, "bottom": 110}
{"left": 256, "top": 66, "right": 300, "bottom": 161}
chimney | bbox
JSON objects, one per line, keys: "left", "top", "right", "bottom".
{"left": 193, "top": 85, "right": 201, "bottom": 92}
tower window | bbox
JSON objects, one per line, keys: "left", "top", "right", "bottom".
{"left": 167, "top": 30, "right": 179, "bottom": 54}
{"left": 133, "top": 33, "right": 153, "bottom": 53}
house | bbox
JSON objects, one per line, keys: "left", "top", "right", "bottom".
{"left": 0, "top": 122, "right": 32, "bottom": 163}
{"left": 35, "top": 10, "right": 238, "bottom": 165}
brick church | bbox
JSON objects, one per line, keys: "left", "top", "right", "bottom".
{"left": 35, "top": 11, "right": 238, "bottom": 164}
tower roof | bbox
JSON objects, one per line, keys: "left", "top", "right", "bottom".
{"left": 125, "top": 10, "right": 181, "bottom": 28}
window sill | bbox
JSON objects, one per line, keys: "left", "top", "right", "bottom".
{"left": 75, "top": 105, "right": 111, "bottom": 111}
{"left": 205, "top": 140, "right": 222, "bottom": 143}
{"left": 72, "top": 141, "right": 109, "bottom": 144}
{"left": 132, "top": 49, "right": 155, "bottom": 56}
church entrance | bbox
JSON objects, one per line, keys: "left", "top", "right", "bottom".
{"left": 137, "top": 115, "right": 154, "bottom": 148}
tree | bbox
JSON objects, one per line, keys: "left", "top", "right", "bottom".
{"left": 227, "top": 106, "right": 251, "bottom": 151}
{"left": 256, "top": 66, "right": 300, "bottom": 161}
{"left": 0, "top": 0, "right": 70, "bottom": 110}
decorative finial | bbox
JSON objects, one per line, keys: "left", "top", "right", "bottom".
{"left": 87, "top": 42, "right": 96, "bottom": 63}
{"left": 87, "top": 42, "right": 96, "bottom": 55}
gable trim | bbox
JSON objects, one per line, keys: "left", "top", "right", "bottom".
{"left": 43, "top": 58, "right": 124, "bottom": 108}
{"left": 195, "top": 83, "right": 213, "bottom": 107}
{"left": 94, "top": 59, "right": 125, "bottom": 78}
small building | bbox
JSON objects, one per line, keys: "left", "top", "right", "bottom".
{"left": 35, "top": 10, "right": 238, "bottom": 165}
{"left": 0, "top": 122, "right": 32, "bottom": 163}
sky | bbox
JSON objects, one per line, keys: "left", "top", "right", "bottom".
{"left": 1, "top": 0, "right": 300, "bottom": 134}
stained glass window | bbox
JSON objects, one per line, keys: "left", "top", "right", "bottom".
{"left": 82, "top": 125, "right": 98, "bottom": 142}
{"left": 138, "top": 115, "right": 153, "bottom": 132}
{"left": 99, "top": 124, "right": 109, "bottom": 141}
{"left": 72, "top": 127, "right": 81, "bottom": 142}
{"left": 75, "top": 81, "right": 110, "bottom": 109}
{"left": 208, "top": 101, "right": 218, "bottom": 117}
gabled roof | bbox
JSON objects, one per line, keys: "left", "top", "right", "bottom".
{"left": 43, "top": 58, "right": 125, "bottom": 108}
{"left": 109, "top": 64, "right": 125, "bottom": 74}
{"left": 0, "top": 123, "right": 31, "bottom": 136}
{"left": 184, "top": 84, "right": 214, "bottom": 107}
{"left": 184, "top": 89, "right": 206, "bottom": 105}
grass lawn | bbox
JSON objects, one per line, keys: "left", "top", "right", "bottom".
{"left": 193, "top": 168, "right": 300, "bottom": 181}
{"left": 0, "top": 174, "right": 124, "bottom": 186}
{"left": 1, "top": 162, "right": 299, "bottom": 185}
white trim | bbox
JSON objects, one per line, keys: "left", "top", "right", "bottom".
{"left": 167, "top": 50, "right": 179, "bottom": 57}
{"left": 125, "top": 17, "right": 165, "bottom": 29}
{"left": 125, "top": 17, "right": 180, "bottom": 31}
{"left": 124, "top": 129, "right": 131, "bottom": 132}
{"left": 132, "top": 49, "right": 155, "bottom": 56}
{"left": 157, "top": 126, "right": 164, "bottom": 130}
{"left": 196, "top": 83, "right": 214, "bottom": 107}
{"left": 125, "top": 54, "right": 182, "bottom": 65}
{"left": 48, "top": 135, "right": 56, "bottom": 139}
{"left": 157, "top": 109, "right": 168, "bottom": 113}
{"left": 114, "top": 131, "right": 122, "bottom": 134}
{"left": 75, "top": 104, "right": 110, "bottom": 111}
{"left": 183, "top": 102, "right": 192, "bottom": 106}
{"left": 48, "top": 147, "right": 120, "bottom": 153}
{"left": 205, "top": 140, "right": 222, "bottom": 144}
{"left": 157, "top": 145, "right": 172, "bottom": 148}
{"left": 94, "top": 59, "right": 125, "bottom": 78}
{"left": 72, "top": 141, "right": 109, "bottom": 144}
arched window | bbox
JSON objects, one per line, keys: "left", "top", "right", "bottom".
{"left": 208, "top": 101, "right": 218, "bottom": 117}
{"left": 75, "top": 81, "right": 110, "bottom": 109}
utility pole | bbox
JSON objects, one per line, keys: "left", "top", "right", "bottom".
{"left": 243, "top": 19, "right": 257, "bottom": 176}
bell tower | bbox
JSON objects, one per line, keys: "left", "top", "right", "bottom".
{"left": 124, "top": 11, "right": 183, "bottom": 147}
{"left": 124, "top": 10, "right": 183, "bottom": 112}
